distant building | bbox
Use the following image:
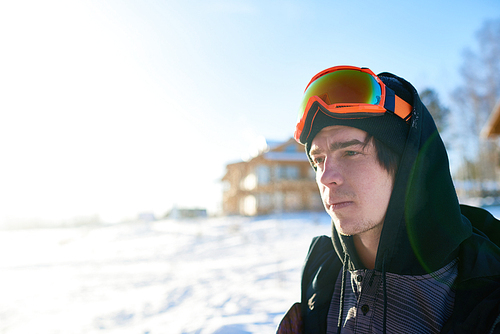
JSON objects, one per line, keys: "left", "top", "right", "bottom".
{"left": 221, "top": 137, "right": 323, "bottom": 216}
{"left": 482, "top": 100, "right": 500, "bottom": 138}
{"left": 482, "top": 100, "right": 500, "bottom": 195}
{"left": 169, "top": 207, "right": 208, "bottom": 220}
{"left": 137, "top": 212, "right": 157, "bottom": 222}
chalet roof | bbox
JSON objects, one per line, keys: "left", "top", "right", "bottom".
{"left": 482, "top": 100, "right": 500, "bottom": 138}
{"left": 263, "top": 152, "right": 308, "bottom": 161}
{"left": 222, "top": 137, "right": 308, "bottom": 180}
{"left": 249, "top": 137, "right": 308, "bottom": 162}
{"left": 265, "top": 140, "right": 283, "bottom": 150}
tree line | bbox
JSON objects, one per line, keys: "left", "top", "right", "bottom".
{"left": 421, "top": 18, "right": 500, "bottom": 200}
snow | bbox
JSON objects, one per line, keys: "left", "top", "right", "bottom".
{"left": 0, "top": 212, "right": 331, "bottom": 334}
{"left": 2, "top": 207, "right": 499, "bottom": 334}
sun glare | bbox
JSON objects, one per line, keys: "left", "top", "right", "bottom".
{"left": 0, "top": 1, "right": 188, "bottom": 224}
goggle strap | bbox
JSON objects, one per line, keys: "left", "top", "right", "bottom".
{"left": 300, "top": 105, "right": 320, "bottom": 144}
{"left": 384, "top": 86, "right": 412, "bottom": 123}
{"left": 395, "top": 95, "right": 412, "bottom": 122}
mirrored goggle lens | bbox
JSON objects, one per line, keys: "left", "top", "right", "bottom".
{"left": 298, "top": 69, "right": 383, "bottom": 119}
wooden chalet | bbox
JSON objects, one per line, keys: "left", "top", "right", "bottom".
{"left": 482, "top": 100, "right": 500, "bottom": 192}
{"left": 483, "top": 100, "right": 500, "bottom": 138}
{"left": 221, "top": 138, "right": 323, "bottom": 216}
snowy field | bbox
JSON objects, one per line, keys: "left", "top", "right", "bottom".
{"left": 1, "top": 207, "right": 499, "bottom": 334}
{"left": 0, "top": 212, "right": 332, "bottom": 334}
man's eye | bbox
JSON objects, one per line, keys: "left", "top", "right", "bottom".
{"left": 345, "top": 151, "right": 359, "bottom": 156}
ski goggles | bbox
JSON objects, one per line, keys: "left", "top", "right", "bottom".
{"left": 294, "top": 66, "right": 412, "bottom": 144}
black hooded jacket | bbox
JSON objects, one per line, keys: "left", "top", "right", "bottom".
{"left": 299, "top": 72, "right": 500, "bottom": 333}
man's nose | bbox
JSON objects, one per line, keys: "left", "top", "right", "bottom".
{"left": 318, "top": 159, "right": 343, "bottom": 186}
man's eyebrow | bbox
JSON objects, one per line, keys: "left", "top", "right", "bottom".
{"left": 309, "top": 139, "right": 366, "bottom": 156}
{"left": 330, "top": 139, "right": 366, "bottom": 151}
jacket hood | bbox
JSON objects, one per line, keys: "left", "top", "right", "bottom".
{"left": 331, "top": 72, "right": 473, "bottom": 275}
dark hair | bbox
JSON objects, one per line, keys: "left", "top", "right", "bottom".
{"left": 366, "top": 134, "right": 400, "bottom": 178}
{"left": 307, "top": 130, "right": 401, "bottom": 176}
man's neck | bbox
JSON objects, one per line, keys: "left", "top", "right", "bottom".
{"left": 353, "top": 226, "right": 383, "bottom": 270}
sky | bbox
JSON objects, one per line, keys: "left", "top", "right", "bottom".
{"left": 0, "top": 0, "right": 499, "bottom": 225}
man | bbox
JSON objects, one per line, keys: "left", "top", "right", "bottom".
{"left": 277, "top": 66, "right": 500, "bottom": 333}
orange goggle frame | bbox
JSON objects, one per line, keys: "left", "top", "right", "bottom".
{"left": 294, "top": 66, "right": 412, "bottom": 144}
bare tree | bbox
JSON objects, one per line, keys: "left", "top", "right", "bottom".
{"left": 450, "top": 18, "right": 500, "bottom": 197}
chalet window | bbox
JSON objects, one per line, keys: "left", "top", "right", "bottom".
{"left": 285, "top": 192, "right": 301, "bottom": 210}
{"left": 241, "top": 195, "right": 257, "bottom": 216}
{"left": 257, "top": 193, "right": 272, "bottom": 209}
{"left": 274, "top": 191, "right": 284, "bottom": 212}
{"left": 241, "top": 173, "right": 257, "bottom": 190}
{"left": 286, "top": 166, "right": 300, "bottom": 179}
{"left": 255, "top": 165, "right": 271, "bottom": 185}
{"left": 274, "top": 165, "right": 300, "bottom": 180}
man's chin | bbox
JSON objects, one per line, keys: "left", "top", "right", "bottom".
{"left": 330, "top": 218, "right": 355, "bottom": 236}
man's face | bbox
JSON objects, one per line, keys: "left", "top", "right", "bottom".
{"left": 309, "top": 125, "right": 394, "bottom": 237}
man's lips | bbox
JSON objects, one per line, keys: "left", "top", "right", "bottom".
{"left": 326, "top": 201, "right": 353, "bottom": 210}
